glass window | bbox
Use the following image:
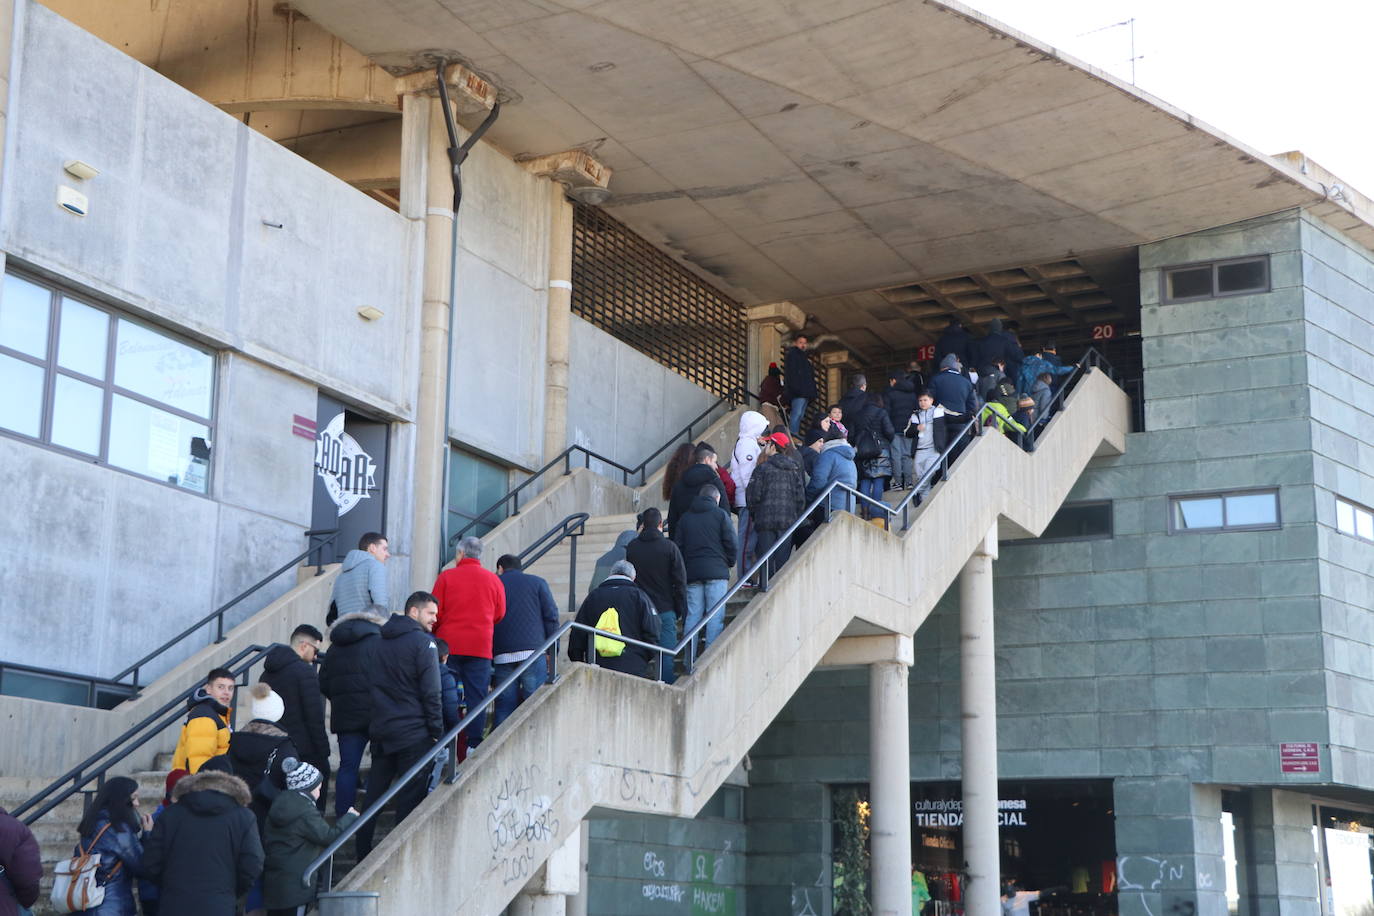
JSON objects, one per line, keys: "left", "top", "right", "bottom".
{"left": 0, "top": 269, "right": 215, "bottom": 492}
{"left": 57, "top": 298, "right": 109, "bottom": 378}
{"left": 1162, "top": 256, "right": 1270, "bottom": 303}
{"left": 1171, "top": 489, "right": 1279, "bottom": 533}
{"left": 1217, "top": 259, "right": 1268, "bottom": 294}
{"left": 448, "top": 447, "right": 510, "bottom": 539}
{"left": 0, "top": 272, "right": 51, "bottom": 358}
{"left": 1336, "top": 497, "right": 1374, "bottom": 544}
{"left": 1007, "top": 501, "right": 1113, "bottom": 545}
{"left": 51, "top": 375, "right": 104, "bottom": 455}
{"left": 1337, "top": 499, "right": 1356, "bottom": 535}
{"left": 0, "top": 353, "right": 44, "bottom": 436}
{"left": 1359, "top": 512, "right": 1374, "bottom": 543}
{"left": 1165, "top": 266, "right": 1212, "bottom": 301}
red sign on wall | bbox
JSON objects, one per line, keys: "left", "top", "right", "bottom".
{"left": 916, "top": 345, "right": 936, "bottom": 362}
{"left": 1279, "top": 742, "right": 1319, "bottom": 773}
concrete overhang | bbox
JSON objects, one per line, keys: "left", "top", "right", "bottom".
{"left": 288, "top": 0, "right": 1373, "bottom": 344}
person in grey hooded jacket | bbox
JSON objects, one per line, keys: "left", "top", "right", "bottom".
{"left": 589, "top": 525, "right": 639, "bottom": 593}
{"left": 327, "top": 532, "right": 389, "bottom": 625}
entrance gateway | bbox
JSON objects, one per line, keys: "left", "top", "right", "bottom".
{"left": 310, "top": 392, "right": 389, "bottom": 563}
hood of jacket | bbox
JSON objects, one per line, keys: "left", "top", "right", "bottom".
{"left": 262, "top": 643, "right": 300, "bottom": 674}
{"left": 329, "top": 612, "right": 385, "bottom": 646}
{"left": 761, "top": 452, "right": 800, "bottom": 475}
{"left": 689, "top": 494, "right": 723, "bottom": 514}
{"left": 266, "top": 788, "right": 317, "bottom": 828}
{"left": 612, "top": 529, "right": 637, "bottom": 551}
{"left": 340, "top": 548, "right": 375, "bottom": 572}
{"left": 172, "top": 770, "right": 252, "bottom": 811}
{"left": 381, "top": 612, "right": 427, "bottom": 640}
{"left": 635, "top": 526, "right": 667, "bottom": 544}
{"left": 185, "top": 685, "right": 229, "bottom": 717}
{"left": 821, "top": 439, "right": 856, "bottom": 458}
{"left": 679, "top": 463, "right": 719, "bottom": 490}
{"left": 239, "top": 719, "right": 289, "bottom": 739}
{"left": 737, "top": 410, "right": 768, "bottom": 440}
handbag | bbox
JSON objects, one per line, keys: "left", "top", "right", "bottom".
{"left": 50, "top": 822, "right": 121, "bottom": 914}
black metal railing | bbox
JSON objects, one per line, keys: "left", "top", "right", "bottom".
{"left": 516, "top": 513, "right": 588, "bottom": 616}
{"left": 13, "top": 644, "right": 276, "bottom": 826}
{"left": 0, "top": 530, "right": 339, "bottom": 709}
{"left": 451, "top": 390, "right": 756, "bottom": 546}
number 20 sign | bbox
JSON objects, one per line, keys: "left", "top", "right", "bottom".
{"left": 1091, "top": 324, "right": 1115, "bottom": 340}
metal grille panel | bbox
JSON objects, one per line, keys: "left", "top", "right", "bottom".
{"left": 571, "top": 203, "right": 746, "bottom": 399}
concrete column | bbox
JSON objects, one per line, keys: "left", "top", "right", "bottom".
{"left": 512, "top": 823, "right": 583, "bottom": 916}
{"left": 1249, "top": 789, "right": 1320, "bottom": 916}
{"left": 542, "top": 186, "right": 574, "bottom": 462}
{"left": 870, "top": 659, "right": 913, "bottom": 916}
{"left": 565, "top": 821, "right": 590, "bottom": 916}
{"left": 820, "top": 349, "right": 854, "bottom": 406}
{"left": 404, "top": 91, "right": 458, "bottom": 583}
{"left": 960, "top": 526, "right": 999, "bottom": 916}
{"left": 744, "top": 301, "right": 807, "bottom": 396}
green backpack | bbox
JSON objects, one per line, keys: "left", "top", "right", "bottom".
{"left": 594, "top": 607, "right": 624, "bottom": 658}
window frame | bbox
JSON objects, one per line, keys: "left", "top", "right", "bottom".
{"left": 1167, "top": 488, "right": 1281, "bottom": 534}
{"left": 1160, "top": 255, "right": 1271, "bottom": 304}
{"left": 0, "top": 268, "right": 217, "bottom": 495}
{"left": 1335, "top": 496, "right": 1374, "bottom": 544}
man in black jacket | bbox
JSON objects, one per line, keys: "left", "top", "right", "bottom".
{"left": 782, "top": 335, "right": 818, "bottom": 436}
{"left": 934, "top": 317, "right": 971, "bottom": 372}
{"left": 837, "top": 374, "right": 868, "bottom": 441}
{"left": 357, "top": 591, "right": 442, "bottom": 857}
{"left": 141, "top": 770, "right": 264, "bottom": 916}
{"left": 884, "top": 370, "right": 919, "bottom": 489}
{"left": 624, "top": 507, "right": 688, "bottom": 683}
{"left": 569, "top": 560, "right": 662, "bottom": 678}
{"left": 318, "top": 610, "right": 385, "bottom": 818}
{"left": 260, "top": 624, "right": 330, "bottom": 811}
{"left": 746, "top": 433, "right": 806, "bottom": 580}
{"left": 667, "top": 443, "right": 728, "bottom": 541}
{"left": 676, "top": 485, "right": 738, "bottom": 656}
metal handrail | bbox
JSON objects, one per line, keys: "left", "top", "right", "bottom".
{"left": 112, "top": 528, "right": 340, "bottom": 687}
{"left": 515, "top": 513, "right": 589, "bottom": 617}
{"left": 451, "top": 388, "right": 758, "bottom": 545}
{"left": 14, "top": 644, "right": 275, "bottom": 825}
{"left": 303, "top": 363, "right": 1114, "bottom": 888}
{"left": 0, "top": 661, "right": 138, "bottom": 710}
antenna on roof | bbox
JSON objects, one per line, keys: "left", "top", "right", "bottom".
{"left": 1077, "top": 17, "right": 1144, "bottom": 85}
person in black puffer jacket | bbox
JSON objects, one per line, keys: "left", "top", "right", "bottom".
{"left": 318, "top": 610, "right": 384, "bottom": 819}
{"left": 227, "top": 684, "right": 297, "bottom": 829}
{"left": 745, "top": 433, "right": 806, "bottom": 580}
{"left": 568, "top": 562, "right": 661, "bottom": 678}
{"left": 884, "top": 371, "right": 919, "bottom": 489}
{"left": 141, "top": 770, "right": 263, "bottom": 916}
{"left": 666, "top": 444, "right": 728, "bottom": 541}
{"left": 852, "top": 393, "right": 895, "bottom": 519}
{"left": 260, "top": 628, "right": 330, "bottom": 812}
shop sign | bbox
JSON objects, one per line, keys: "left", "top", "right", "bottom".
{"left": 913, "top": 798, "right": 1029, "bottom": 827}
{"left": 315, "top": 412, "right": 377, "bottom": 516}
{"left": 1280, "top": 742, "right": 1320, "bottom": 773}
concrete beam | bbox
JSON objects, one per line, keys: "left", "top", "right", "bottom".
{"left": 521, "top": 149, "right": 611, "bottom": 195}
{"left": 819, "top": 634, "right": 914, "bottom": 668}
{"left": 744, "top": 301, "right": 807, "bottom": 396}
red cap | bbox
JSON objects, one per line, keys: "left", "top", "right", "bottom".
{"left": 765, "top": 432, "right": 791, "bottom": 448}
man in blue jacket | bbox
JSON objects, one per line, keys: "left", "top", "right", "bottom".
{"left": 490, "top": 554, "right": 560, "bottom": 729}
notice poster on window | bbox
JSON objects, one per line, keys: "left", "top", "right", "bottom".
{"left": 146, "top": 411, "right": 181, "bottom": 483}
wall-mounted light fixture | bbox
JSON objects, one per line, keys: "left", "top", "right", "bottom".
{"left": 357, "top": 306, "right": 384, "bottom": 321}
{"left": 63, "top": 160, "right": 99, "bottom": 180}
{"left": 57, "top": 186, "right": 88, "bottom": 216}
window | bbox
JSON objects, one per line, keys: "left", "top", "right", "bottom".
{"left": 448, "top": 446, "right": 510, "bottom": 539}
{"left": 1006, "top": 501, "right": 1113, "bottom": 545}
{"left": 1169, "top": 489, "right": 1279, "bottom": 533}
{"left": 1162, "top": 256, "right": 1270, "bottom": 302}
{"left": 1336, "top": 497, "right": 1374, "bottom": 543}
{"left": 0, "top": 270, "right": 214, "bottom": 492}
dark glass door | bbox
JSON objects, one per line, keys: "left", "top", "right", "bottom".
{"left": 311, "top": 393, "right": 388, "bottom": 563}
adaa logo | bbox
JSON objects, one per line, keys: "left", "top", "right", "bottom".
{"left": 315, "top": 413, "right": 376, "bottom": 516}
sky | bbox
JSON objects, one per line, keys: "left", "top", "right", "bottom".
{"left": 962, "top": 0, "right": 1374, "bottom": 199}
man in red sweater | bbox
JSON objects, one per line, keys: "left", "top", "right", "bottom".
{"left": 431, "top": 536, "right": 506, "bottom": 750}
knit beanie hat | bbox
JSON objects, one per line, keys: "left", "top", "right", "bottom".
{"left": 939, "top": 353, "right": 959, "bottom": 371}
{"left": 768, "top": 362, "right": 781, "bottom": 376}
{"left": 164, "top": 768, "right": 190, "bottom": 803}
{"left": 250, "top": 682, "right": 285, "bottom": 723}
{"left": 283, "top": 757, "right": 323, "bottom": 793}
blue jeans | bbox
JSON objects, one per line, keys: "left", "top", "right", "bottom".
{"left": 789, "top": 397, "right": 809, "bottom": 435}
{"left": 334, "top": 732, "right": 368, "bottom": 818}
{"left": 658, "top": 611, "right": 679, "bottom": 684}
{"left": 448, "top": 655, "right": 493, "bottom": 748}
{"left": 685, "top": 580, "right": 728, "bottom": 657}
{"left": 490, "top": 654, "right": 549, "bottom": 730}
{"left": 859, "top": 477, "right": 885, "bottom": 516}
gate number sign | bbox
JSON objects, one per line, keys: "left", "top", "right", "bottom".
{"left": 1279, "top": 742, "right": 1319, "bottom": 773}
{"left": 1091, "top": 323, "right": 1116, "bottom": 340}
{"left": 917, "top": 344, "right": 936, "bottom": 361}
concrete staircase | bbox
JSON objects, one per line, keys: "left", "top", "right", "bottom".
{"left": 335, "top": 369, "right": 1130, "bottom": 914}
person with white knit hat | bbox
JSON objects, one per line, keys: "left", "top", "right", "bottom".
{"left": 262, "top": 758, "right": 359, "bottom": 915}
{"left": 227, "top": 684, "right": 298, "bottom": 916}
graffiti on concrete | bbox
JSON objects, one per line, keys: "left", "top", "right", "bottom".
{"left": 487, "top": 764, "right": 560, "bottom": 885}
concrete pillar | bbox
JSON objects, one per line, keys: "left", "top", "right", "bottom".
{"left": 960, "top": 526, "right": 999, "bottom": 916}
{"left": 820, "top": 349, "right": 854, "bottom": 406}
{"left": 402, "top": 90, "right": 457, "bottom": 584}
{"left": 1249, "top": 789, "right": 1320, "bottom": 916}
{"left": 565, "top": 821, "right": 590, "bottom": 916}
{"left": 744, "top": 301, "right": 807, "bottom": 396}
{"left": 542, "top": 187, "right": 574, "bottom": 462}
{"left": 512, "top": 823, "right": 583, "bottom": 916}
{"left": 871, "top": 660, "right": 913, "bottom": 916}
